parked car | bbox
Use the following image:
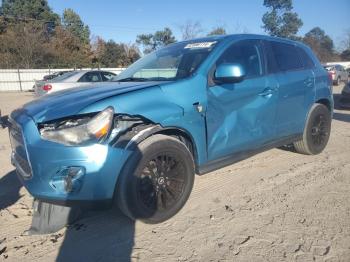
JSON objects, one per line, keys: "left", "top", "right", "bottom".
{"left": 323, "top": 64, "right": 348, "bottom": 85}
{"left": 6, "top": 34, "right": 333, "bottom": 224}
{"left": 34, "top": 70, "right": 116, "bottom": 96}
{"left": 340, "top": 82, "right": 350, "bottom": 108}
{"left": 31, "top": 71, "right": 73, "bottom": 92}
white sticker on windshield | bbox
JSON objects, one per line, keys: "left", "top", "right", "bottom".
{"left": 184, "top": 41, "right": 217, "bottom": 49}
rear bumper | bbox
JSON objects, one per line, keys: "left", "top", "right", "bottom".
{"left": 9, "top": 110, "right": 132, "bottom": 205}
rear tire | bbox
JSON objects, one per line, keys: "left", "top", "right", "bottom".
{"left": 116, "top": 134, "right": 195, "bottom": 223}
{"left": 293, "top": 103, "right": 331, "bottom": 155}
{"left": 335, "top": 77, "right": 340, "bottom": 86}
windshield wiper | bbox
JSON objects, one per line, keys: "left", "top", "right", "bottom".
{"left": 147, "top": 77, "right": 173, "bottom": 81}
{"left": 114, "top": 77, "right": 149, "bottom": 82}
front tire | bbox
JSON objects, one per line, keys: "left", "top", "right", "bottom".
{"left": 294, "top": 103, "right": 331, "bottom": 155}
{"left": 116, "top": 134, "right": 195, "bottom": 223}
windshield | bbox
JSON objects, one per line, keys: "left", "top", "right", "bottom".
{"left": 324, "top": 66, "right": 335, "bottom": 71}
{"left": 113, "top": 40, "right": 219, "bottom": 82}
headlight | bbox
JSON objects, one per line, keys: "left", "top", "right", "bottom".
{"left": 40, "top": 107, "right": 114, "bottom": 146}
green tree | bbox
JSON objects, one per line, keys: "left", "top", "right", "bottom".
{"left": 62, "top": 8, "right": 90, "bottom": 44}
{"left": 303, "top": 27, "right": 336, "bottom": 62}
{"left": 136, "top": 27, "right": 176, "bottom": 54}
{"left": 92, "top": 38, "right": 140, "bottom": 67}
{"left": 262, "top": 0, "right": 303, "bottom": 39}
{"left": 0, "top": 22, "right": 48, "bottom": 68}
{"left": 46, "top": 26, "right": 91, "bottom": 68}
{"left": 1, "top": 0, "right": 59, "bottom": 24}
{"left": 207, "top": 26, "right": 227, "bottom": 36}
{"left": 100, "top": 40, "right": 128, "bottom": 67}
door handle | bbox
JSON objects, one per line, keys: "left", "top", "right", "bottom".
{"left": 259, "top": 87, "right": 277, "bottom": 97}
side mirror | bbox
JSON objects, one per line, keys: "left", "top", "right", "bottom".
{"left": 214, "top": 63, "right": 246, "bottom": 84}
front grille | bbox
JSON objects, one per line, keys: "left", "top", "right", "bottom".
{"left": 9, "top": 119, "right": 32, "bottom": 179}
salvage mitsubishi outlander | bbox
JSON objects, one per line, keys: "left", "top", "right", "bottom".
{"left": 4, "top": 34, "right": 333, "bottom": 223}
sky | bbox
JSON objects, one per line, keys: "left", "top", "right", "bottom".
{"left": 31, "top": 1, "right": 350, "bottom": 50}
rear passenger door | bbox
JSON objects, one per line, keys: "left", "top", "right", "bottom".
{"left": 264, "top": 41, "right": 315, "bottom": 138}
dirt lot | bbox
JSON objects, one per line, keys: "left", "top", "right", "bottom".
{"left": 0, "top": 84, "right": 349, "bottom": 262}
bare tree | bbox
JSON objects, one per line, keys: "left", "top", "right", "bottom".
{"left": 339, "top": 29, "right": 350, "bottom": 61}
{"left": 179, "top": 20, "right": 203, "bottom": 40}
{"left": 124, "top": 43, "right": 141, "bottom": 65}
{"left": 340, "top": 29, "right": 350, "bottom": 50}
{"left": 232, "top": 22, "right": 249, "bottom": 34}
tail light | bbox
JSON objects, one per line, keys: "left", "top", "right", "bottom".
{"left": 327, "top": 72, "right": 333, "bottom": 82}
{"left": 43, "top": 84, "right": 52, "bottom": 91}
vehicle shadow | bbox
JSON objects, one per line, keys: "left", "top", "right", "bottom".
{"left": 56, "top": 208, "right": 136, "bottom": 262}
{"left": 0, "top": 170, "right": 23, "bottom": 211}
{"left": 333, "top": 93, "right": 343, "bottom": 110}
{"left": 332, "top": 93, "right": 350, "bottom": 122}
{"left": 333, "top": 112, "right": 350, "bottom": 123}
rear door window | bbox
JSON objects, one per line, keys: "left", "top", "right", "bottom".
{"left": 297, "top": 48, "right": 315, "bottom": 69}
{"left": 268, "top": 41, "right": 303, "bottom": 72}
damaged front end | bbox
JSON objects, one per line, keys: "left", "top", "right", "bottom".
{"left": 9, "top": 107, "right": 164, "bottom": 234}
{"left": 37, "top": 108, "right": 157, "bottom": 149}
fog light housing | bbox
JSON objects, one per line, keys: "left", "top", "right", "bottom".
{"left": 50, "top": 166, "right": 85, "bottom": 193}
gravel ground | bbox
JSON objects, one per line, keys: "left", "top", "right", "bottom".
{"left": 0, "top": 84, "right": 349, "bottom": 262}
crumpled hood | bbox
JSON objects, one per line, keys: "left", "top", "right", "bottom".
{"left": 20, "top": 81, "right": 161, "bottom": 122}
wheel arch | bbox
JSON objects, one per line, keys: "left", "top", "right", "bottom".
{"left": 117, "top": 123, "right": 200, "bottom": 172}
{"left": 315, "top": 98, "right": 332, "bottom": 112}
{"left": 154, "top": 127, "right": 198, "bottom": 168}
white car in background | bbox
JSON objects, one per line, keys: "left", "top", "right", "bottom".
{"left": 34, "top": 70, "right": 116, "bottom": 96}
{"left": 323, "top": 64, "right": 348, "bottom": 86}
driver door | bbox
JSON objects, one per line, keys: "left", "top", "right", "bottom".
{"left": 205, "top": 39, "right": 279, "bottom": 161}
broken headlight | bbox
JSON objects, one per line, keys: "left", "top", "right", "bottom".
{"left": 40, "top": 107, "right": 114, "bottom": 146}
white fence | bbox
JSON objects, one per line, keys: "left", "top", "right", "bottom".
{"left": 325, "top": 61, "right": 350, "bottom": 69}
{"left": 3, "top": 62, "right": 348, "bottom": 92}
{"left": 0, "top": 68, "right": 125, "bottom": 91}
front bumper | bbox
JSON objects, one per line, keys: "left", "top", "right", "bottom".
{"left": 9, "top": 110, "right": 132, "bottom": 206}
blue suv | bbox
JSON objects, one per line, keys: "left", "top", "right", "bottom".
{"left": 7, "top": 34, "right": 333, "bottom": 223}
